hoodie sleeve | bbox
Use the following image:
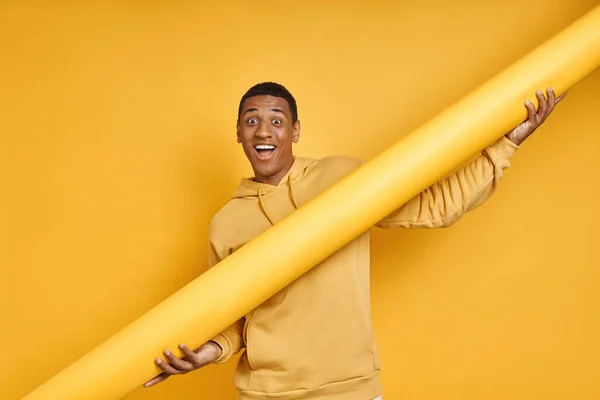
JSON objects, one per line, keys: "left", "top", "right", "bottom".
{"left": 207, "top": 239, "right": 246, "bottom": 364}
{"left": 376, "top": 136, "right": 519, "bottom": 229}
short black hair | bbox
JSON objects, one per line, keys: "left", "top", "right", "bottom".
{"left": 238, "top": 82, "right": 298, "bottom": 124}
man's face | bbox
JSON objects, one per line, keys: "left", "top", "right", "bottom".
{"left": 237, "top": 95, "right": 300, "bottom": 185}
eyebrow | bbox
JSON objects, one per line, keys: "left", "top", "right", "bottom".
{"left": 242, "top": 108, "right": 258, "bottom": 116}
{"left": 270, "top": 108, "right": 286, "bottom": 115}
{"left": 242, "top": 108, "right": 287, "bottom": 117}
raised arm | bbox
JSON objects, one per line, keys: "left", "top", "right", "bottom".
{"left": 376, "top": 87, "right": 564, "bottom": 229}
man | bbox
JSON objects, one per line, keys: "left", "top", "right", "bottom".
{"left": 144, "top": 82, "right": 564, "bottom": 399}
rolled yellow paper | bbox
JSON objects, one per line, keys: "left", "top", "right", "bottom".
{"left": 24, "top": 5, "right": 600, "bottom": 400}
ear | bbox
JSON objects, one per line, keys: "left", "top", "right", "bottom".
{"left": 236, "top": 120, "right": 241, "bottom": 143}
{"left": 292, "top": 120, "right": 301, "bottom": 143}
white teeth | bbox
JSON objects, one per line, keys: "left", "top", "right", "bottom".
{"left": 255, "top": 145, "right": 276, "bottom": 150}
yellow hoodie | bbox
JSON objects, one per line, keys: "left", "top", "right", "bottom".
{"left": 208, "top": 136, "right": 519, "bottom": 400}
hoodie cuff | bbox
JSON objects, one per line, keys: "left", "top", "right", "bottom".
{"left": 486, "top": 135, "right": 520, "bottom": 162}
{"left": 209, "top": 334, "right": 233, "bottom": 364}
{"left": 498, "top": 135, "right": 520, "bottom": 155}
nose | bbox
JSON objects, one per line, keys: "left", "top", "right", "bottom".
{"left": 255, "top": 120, "right": 273, "bottom": 139}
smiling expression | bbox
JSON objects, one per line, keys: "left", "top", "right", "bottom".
{"left": 237, "top": 95, "right": 301, "bottom": 186}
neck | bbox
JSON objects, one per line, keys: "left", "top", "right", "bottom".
{"left": 254, "top": 159, "right": 294, "bottom": 186}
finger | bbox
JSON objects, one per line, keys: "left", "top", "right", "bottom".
{"left": 180, "top": 343, "right": 209, "bottom": 368}
{"left": 544, "top": 87, "right": 556, "bottom": 119}
{"left": 179, "top": 344, "right": 198, "bottom": 360}
{"left": 144, "top": 372, "right": 169, "bottom": 388}
{"left": 155, "top": 357, "right": 181, "bottom": 376}
{"left": 535, "top": 89, "right": 547, "bottom": 122}
{"left": 525, "top": 99, "right": 537, "bottom": 124}
{"left": 164, "top": 349, "right": 194, "bottom": 372}
{"left": 555, "top": 91, "right": 568, "bottom": 104}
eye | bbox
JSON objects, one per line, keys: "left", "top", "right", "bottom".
{"left": 247, "top": 117, "right": 258, "bottom": 124}
{"left": 272, "top": 119, "right": 282, "bottom": 125}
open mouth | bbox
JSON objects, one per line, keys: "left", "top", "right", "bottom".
{"left": 254, "top": 144, "right": 277, "bottom": 159}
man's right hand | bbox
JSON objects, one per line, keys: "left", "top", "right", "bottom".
{"left": 143, "top": 341, "right": 222, "bottom": 388}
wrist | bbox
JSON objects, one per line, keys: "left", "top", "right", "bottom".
{"left": 505, "top": 132, "right": 522, "bottom": 146}
{"left": 207, "top": 340, "right": 223, "bottom": 357}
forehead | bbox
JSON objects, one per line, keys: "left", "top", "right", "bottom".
{"left": 241, "top": 95, "right": 291, "bottom": 114}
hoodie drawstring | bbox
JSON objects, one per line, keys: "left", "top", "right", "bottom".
{"left": 257, "top": 175, "right": 299, "bottom": 226}
{"left": 257, "top": 187, "right": 276, "bottom": 226}
{"left": 288, "top": 174, "right": 299, "bottom": 210}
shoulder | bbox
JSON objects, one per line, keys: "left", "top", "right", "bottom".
{"left": 298, "top": 155, "right": 364, "bottom": 190}
{"left": 208, "top": 199, "right": 242, "bottom": 243}
{"left": 311, "top": 155, "right": 363, "bottom": 173}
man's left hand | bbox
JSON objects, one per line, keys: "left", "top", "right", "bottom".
{"left": 505, "top": 87, "right": 567, "bottom": 146}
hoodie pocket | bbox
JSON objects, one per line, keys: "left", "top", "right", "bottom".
{"left": 243, "top": 312, "right": 256, "bottom": 371}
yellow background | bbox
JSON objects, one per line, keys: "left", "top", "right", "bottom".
{"left": 1, "top": 1, "right": 599, "bottom": 399}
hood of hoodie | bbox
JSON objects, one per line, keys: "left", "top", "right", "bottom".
{"left": 232, "top": 156, "right": 316, "bottom": 225}
{"left": 232, "top": 156, "right": 316, "bottom": 199}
